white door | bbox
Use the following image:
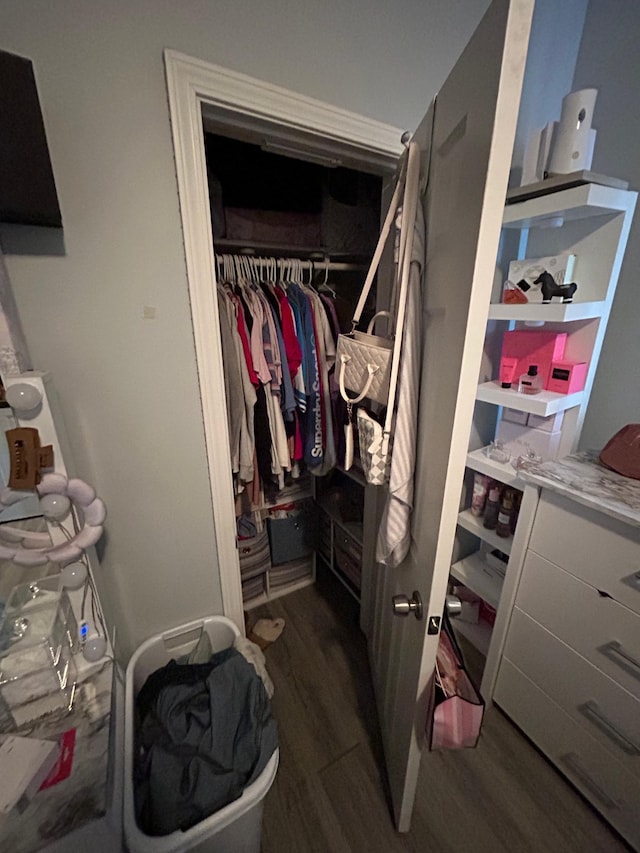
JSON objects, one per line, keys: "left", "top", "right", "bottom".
{"left": 364, "top": 0, "right": 534, "bottom": 831}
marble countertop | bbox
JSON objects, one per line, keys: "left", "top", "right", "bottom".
{"left": 519, "top": 450, "right": 640, "bottom": 528}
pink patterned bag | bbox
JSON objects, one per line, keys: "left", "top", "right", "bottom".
{"left": 429, "top": 619, "right": 484, "bottom": 750}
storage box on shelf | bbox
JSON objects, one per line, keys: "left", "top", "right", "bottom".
{"left": 238, "top": 477, "right": 316, "bottom": 607}
{"left": 452, "top": 180, "right": 636, "bottom": 700}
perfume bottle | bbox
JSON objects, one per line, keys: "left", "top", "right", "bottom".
{"left": 496, "top": 489, "right": 514, "bottom": 538}
{"left": 470, "top": 473, "right": 489, "bottom": 517}
{"left": 518, "top": 364, "right": 542, "bottom": 395}
{"left": 483, "top": 484, "right": 501, "bottom": 530}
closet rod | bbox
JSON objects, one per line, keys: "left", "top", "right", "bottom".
{"left": 215, "top": 251, "right": 366, "bottom": 273}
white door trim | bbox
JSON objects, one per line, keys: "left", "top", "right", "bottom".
{"left": 164, "top": 50, "right": 402, "bottom": 628}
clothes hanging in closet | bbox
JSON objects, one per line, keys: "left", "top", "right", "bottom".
{"left": 216, "top": 264, "right": 342, "bottom": 505}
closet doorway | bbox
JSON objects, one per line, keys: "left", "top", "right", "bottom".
{"left": 164, "top": 50, "right": 402, "bottom": 632}
{"left": 165, "top": 0, "right": 532, "bottom": 827}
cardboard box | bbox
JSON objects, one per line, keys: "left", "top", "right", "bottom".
{"left": 495, "top": 419, "right": 562, "bottom": 463}
{"left": 527, "top": 411, "right": 564, "bottom": 432}
{"left": 503, "top": 407, "right": 529, "bottom": 426}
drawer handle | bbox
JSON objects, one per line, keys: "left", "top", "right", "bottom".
{"left": 578, "top": 700, "right": 640, "bottom": 756}
{"left": 600, "top": 640, "right": 640, "bottom": 682}
{"left": 559, "top": 753, "right": 620, "bottom": 810}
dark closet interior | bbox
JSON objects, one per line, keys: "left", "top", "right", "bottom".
{"left": 205, "top": 129, "right": 384, "bottom": 610}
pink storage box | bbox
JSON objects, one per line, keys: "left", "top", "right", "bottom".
{"left": 500, "top": 330, "right": 567, "bottom": 388}
{"left": 547, "top": 360, "right": 588, "bottom": 394}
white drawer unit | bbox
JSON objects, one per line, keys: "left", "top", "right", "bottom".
{"left": 495, "top": 659, "right": 640, "bottom": 848}
{"left": 504, "top": 608, "right": 640, "bottom": 777}
{"left": 495, "top": 482, "right": 640, "bottom": 849}
{"left": 529, "top": 490, "right": 640, "bottom": 616}
{"left": 517, "top": 550, "right": 640, "bottom": 700}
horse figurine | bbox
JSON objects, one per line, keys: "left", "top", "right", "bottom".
{"left": 533, "top": 271, "right": 578, "bottom": 304}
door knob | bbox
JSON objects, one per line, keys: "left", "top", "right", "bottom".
{"left": 445, "top": 594, "right": 462, "bottom": 618}
{"left": 392, "top": 590, "right": 423, "bottom": 620}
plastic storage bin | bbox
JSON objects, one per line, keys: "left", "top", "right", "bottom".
{"left": 123, "top": 616, "right": 278, "bottom": 853}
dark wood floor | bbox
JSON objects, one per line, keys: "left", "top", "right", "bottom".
{"left": 252, "top": 564, "right": 631, "bottom": 853}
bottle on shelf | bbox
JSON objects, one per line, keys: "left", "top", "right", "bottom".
{"left": 496, "top": 488, "right": 514, "bottom": 538}
{"left": 509, "top": 489, "right": 522, "bottom": 535}
{"left": 471, "top": 472, "right": 489, "bottom": 517}
{"left": 518, "top": 364, "right": 542, "bottom": 395}
{"left": 483, "top": 483, "right": 501, "bottom": 530}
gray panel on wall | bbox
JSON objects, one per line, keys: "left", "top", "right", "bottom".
{"left": 573, "top": 0, "right": 640, "bottom": 450}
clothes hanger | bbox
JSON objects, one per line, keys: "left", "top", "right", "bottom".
{"left": 317, "top": 257, "right": 336, "bottom": 297}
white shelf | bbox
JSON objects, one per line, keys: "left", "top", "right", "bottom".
{"left": 466, "top": 448, "right": 522, "bottom": 487}
{"left": 502, "top": 183, "right": 632, "bottom": 229}
{"left": 336, "top": 464, "right": 367, "bottom": 488}
{"left": 450, "top": 553, "right": 503, "bottom": 609}
{"left": 457, "top": 509, "right": 513, "bottom": 555}
{"left": 476, "top": 381, "right": 584, "bottom": 416}
{"left": 452, "top": 617, "right": 492, "bottom": 657}
{"left": 487, "top": 300, "right": 605, "bottom": 323}
{"left": 244, "top": 573, "right": 315, "bottom": 610}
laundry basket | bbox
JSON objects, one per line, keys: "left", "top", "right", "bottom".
{"left": 123, "top": 616, "right": 279, "bottom": 853}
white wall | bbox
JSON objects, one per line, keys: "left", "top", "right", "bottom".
{"left": 510, "top": 0, "right": 589, "bottom": 183}
{"left": 573, "top": 0, "right": 640, "bottom": 450}
{"left": 1, "top": 0, "right": 492, "bottom": 658}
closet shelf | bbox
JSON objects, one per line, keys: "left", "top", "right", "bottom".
{"left": 476, "top": 382, "right": 583, "bottom": 416}
{"left": 214, "top": 238, "right": 368, "bottom": 269}
{"left": 335, "top": 463, "right": 367, "bottom": 488}
{"left": 466, "top": 448, "right": 522, "bottom": 487}
{"left": 253, "top": 477, "right": 313, "bottom": 513}
{"left": 487, "top": 300, "right": 606, "bottom": 323}
{"left": 453, "top": 617, "right": 492, "bottom": 657}
{"left": 450, "top": 553, "right": 503, "bottom": 609}
{"left": 243, "top": 572, "right": 315, "bottom": 610}
{"left": 457, "top": 509, "right": 513, "bottom": 555}
{"left": 317, "top": 502, "right": 364, "bottom": 547}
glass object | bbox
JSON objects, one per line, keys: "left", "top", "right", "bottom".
{"left": 485, "top": 440, "right": 510, "bottom": 464}
{"left": 0, "top": 578, "right": 77, "bottom": 720}
{"left": 518, "top": 364, "right": 542, "bottom": 395}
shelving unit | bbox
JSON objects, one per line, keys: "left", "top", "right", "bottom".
{"left": 239, "top": 475, "right": 317, "bottom": 609}
{"left": 456, "top": 509, "right": 513, "bottom": 555}
{"left": 453, "top": 179, "right": 637, "bottom": 700}
{"left": 465, "top": 448, "right": 521, "bottom": 487}
{"left": 316, "top": 467, "right": 365, "bottom": 601}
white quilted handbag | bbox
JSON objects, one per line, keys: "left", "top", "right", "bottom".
{"left": 336, "top": 310, "right": 392, "bottom": 406}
